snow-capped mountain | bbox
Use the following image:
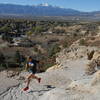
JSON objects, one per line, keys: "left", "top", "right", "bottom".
{"left": 39, "top": 3, "right": 49, "bottom": 7}
{"left": 0, "top": 3, "right": 100, "bottom": 20}
{"left": 0, "top": 3, "right": 81, "bottom": 16}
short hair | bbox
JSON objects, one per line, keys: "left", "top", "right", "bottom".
{"left": 29, "top": 56, "right": 32, "bottom": 59}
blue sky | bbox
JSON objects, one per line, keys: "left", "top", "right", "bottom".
{"left": 0, "top": 0, "right": 100, "bottom": 12}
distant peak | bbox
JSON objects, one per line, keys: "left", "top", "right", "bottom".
{"left": 39, "top": 3, "right": 49, "bottom": 7}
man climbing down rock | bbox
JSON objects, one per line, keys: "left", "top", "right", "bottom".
{"left": 23, "top": 56, "right": 41, "bottom": 91}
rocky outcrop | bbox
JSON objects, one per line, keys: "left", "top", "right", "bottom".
{"left": 39, "top": 88, "right": 67, "bottom": 100}
{"left": 0, "top": 57, "right": 89, "bottom": 100}
{"left": 85, "top": 51, "right": 100, "bottom": 75}
{"left": 39, "top": 70, "right": 100, "bottom": 100}
{"left": 56, "top": 45, "right": 98, "bottom": 64}
{"left": 85, "top": 59, "right": 97, "bottom": 75}
{"left": 0, "top": 71, "right": 19, "bottom": 96}
{"left": 91, "top": 70, "right": 100, "bottom": 86}
{"left": 0, "top": 68, "right": 72, "bottom": 100}
{"left": 1, "top": 43, "right": 100, "bottom": 100}
{"left": 46, "top": 64, "right": 62, "bottom": 72}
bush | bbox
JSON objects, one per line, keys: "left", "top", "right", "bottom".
{"left": 0, "top": 25, "right": 11, "bottom": 33}
{"left": 53, "top": 28, "right": 65, "bottom": 34}
{"left": 27, "top": 31, "right": 33, "bottom": 36}
{"left": 2, "top": 34, "right": 13, "bottom": 43}
{"left": 79, "top": 39, "right": 86, "bottom": 45}
{"left": 63, "top": 42, "right": 68, "bottom": 48}
{"left": 87, "top": 50, "right": 95, "bottom": 60}
{"left": 38, "top": 57, "right": 55, "bottom": 72}
{"left": 0, "top": 53, "right": 5, "bottom": 65}
{"left": 0, "top": 52, "right": 6, "bottom": 69}
{"left": 14, "top": 51, "right": 26, "bottom": 67}
{"left": 35, "top": 26, "right": 43, "bottom": 33}
{"left": 48, "top": 44, "right": 61, "bottom": 57}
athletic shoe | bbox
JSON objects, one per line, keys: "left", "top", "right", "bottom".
{"left": 38, "top": 78, "right": 41, "bottom": 83}
{"left": 23, "top": 87, "right": 29, "bottom": 91}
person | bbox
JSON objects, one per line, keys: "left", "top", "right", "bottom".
{"left": 23, "top": 56, "right": 41, "bottom": 91}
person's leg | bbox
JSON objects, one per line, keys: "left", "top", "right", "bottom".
{"left": 25, "top": 74, "right": 41, "bottom": 86}
{"left": 26, "top": 74, "right": 32, "bottom": 88}
{"left": 23, "top": 74, "right": 32, "bottom": 91}
{"left": 31, "top": 74, "right": 41, "bottom": 83}
{"left": 26, "top": 74, "right": 40, "bottom": 87}
{"left": 23, "top": 74, "right": 41, "bottom": 91}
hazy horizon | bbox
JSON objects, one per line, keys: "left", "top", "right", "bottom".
{"left": 0, "top": 0, "right": 100, "bottom": 12}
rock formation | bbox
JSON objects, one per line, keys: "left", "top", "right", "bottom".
{"left": 1, "top": 43, "right": 100, "bottom": 100}
{"left": 85, "top": 51, "right": 100, "bottom": 75}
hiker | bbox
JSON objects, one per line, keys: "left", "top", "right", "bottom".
{"left": 23, "top": 56, "right": 41, "bottom": 91}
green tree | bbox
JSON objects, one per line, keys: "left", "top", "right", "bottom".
{"left": 14, "top": 51, "right": 21, "bottom": 65}
{"left": 2, "top": 34, "right": 13, "bottom": 43}
{"left": 0, "top": 53, "right": 5, "bottom": 67}
{"left": 0, "top": 25, "right": 11, "bottom": 33}
{"left": 27, "top": 30, "right": 33, "bottom": 36}
{"left": 35, "top": 26, "right": 43, "bottom": 33}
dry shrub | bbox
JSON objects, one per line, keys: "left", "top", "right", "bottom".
{"left": 87, "top": 50, "right": 95, "bottom": 60}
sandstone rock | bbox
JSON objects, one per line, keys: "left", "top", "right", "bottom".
{"left": 7, "top": 71, "right": 19, "bottom": 78}
{"left": 1, "top": 44, "right": 100, "bottom": 100}
{"left": 39, "top": 88, "right": 67, "bottom": 100}
{"left": 91, "top": 70, "right": 100, "bottom": 86}
{"left": 56, "top": 46, "right": 98, "bottom": 64}
{"left": 46, "top": 64, "right": 62, "bottom": 72}
{"left": 85, "top": 51, "right": 100, "bottom": 75}
{"left": 68, "top": 80, "right": 92, "bottom": 93}
{"left": 85, "top": 60, "right": 96, "bottom": 75}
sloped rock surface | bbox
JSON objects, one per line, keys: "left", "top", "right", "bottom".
{"left": 1, "top": 47, "right": 100, "bottom": 100}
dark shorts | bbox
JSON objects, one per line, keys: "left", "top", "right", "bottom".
{"left": 28, "top": 69, "right": 36, "bottom": 74}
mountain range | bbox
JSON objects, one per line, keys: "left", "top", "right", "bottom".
{"left": 0, "top": 3, "right": 100, "bottom": 20}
